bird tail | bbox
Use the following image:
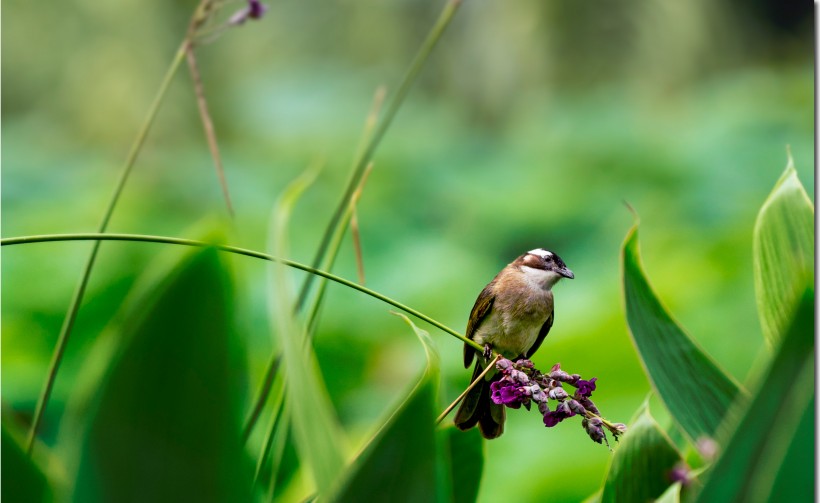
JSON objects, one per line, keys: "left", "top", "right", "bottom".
{"left": 454, "top": 360, "right": 505, "bottom": 439}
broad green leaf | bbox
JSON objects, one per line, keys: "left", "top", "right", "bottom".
{"left": 601, "top": 404, "right": 683, "bottom": 503}
{"left": 325, "top": 313, "right": 440, "bottom": 502}
{"left": 695, "top": 289, "right": 814, "bottom": 503}
{"left": 443, "top": 426, "right": 484, "bottom": 503}
{"left": 269, "top": 168, "right": 347, "bottom": 495}
{"left": 68, "top": 246, "right": 251, "bottom": 502}
{"left": 2, "top": 425, "right": 52, "bottom": 502}
{"left": 753, "top": 154, "right": 814, "bottom": 346}
{"left": 622, "top": 224, "right": 743, "bottom": 442}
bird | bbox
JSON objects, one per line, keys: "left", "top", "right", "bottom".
{"left": 454, "top": 248, "right": 574, "bottom": 439}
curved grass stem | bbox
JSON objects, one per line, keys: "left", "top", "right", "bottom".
{"left": 2, "top": 233, "right": 480, "bottom": 353}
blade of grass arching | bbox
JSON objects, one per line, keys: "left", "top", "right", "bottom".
{"left": 622, "top": 222, "right": 743, "bottom": 443}
{"left": 753, "top": 150, "right": 814, "bottom": 347}
{"left": 600, "top": 402, "right": 683, "bottom": 503}
{"left": 307, "top": 161, "right": 374, "bottom": 340}
{"left": 242, "top": 88, "right": 382, "bottom": 442}
{"left": 694, "top": 289, "right": 814, "bottom": 503}
{"left": 268, "top": 168, "right": 346, "bottom": 495}
{"left": 185, "top": 44, "right": 235, "bottom": 216}
{"left": 25, "top": 33, "right": 192, "bottom": 455}
{"left": 242, "top": 161, "right": 375, "bottom": 442}
{"left": 325, "top": 313, "right": 440, "bottom": 502}
{"left": 1, "top": 233, "right": 480, "bottom": 353}
{"left": 295, "top": 0, "right": 463, "bottom": 311}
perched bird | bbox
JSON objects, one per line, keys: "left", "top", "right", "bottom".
{"left": 454, "top": 248, "right": 574, "bottom": 439}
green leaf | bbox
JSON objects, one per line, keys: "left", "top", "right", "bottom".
{"left": 695, "top": 289, "right": 814, "bottom": 503}
{"left": 269, "top": 167, "right": 347, "bottom": 495}
{"left": 2, "top": 425, "right": 52, "bottom": 502}
{"left": 443, "top": 426, "right": 484, "bottom": 503}
{"left": 622, "top": 223, "right": 743, "bottom": 442}
{"left": 326, "top": 313, "right": 440, "bottom": 502}
{"left": 753, "top": 153, "right": 814, "bottom": 346}
{"left": 67, "top": 245, "right": 251, "bottom": 502}
{"left": 601, "top": 403, "right": 683, "bottom": 503}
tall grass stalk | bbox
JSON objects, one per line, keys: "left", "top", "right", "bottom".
{"left": 24, "top": 38, "right": 191, "bottom": 455}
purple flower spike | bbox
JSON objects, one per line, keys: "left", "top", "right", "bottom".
{"left": 576, "top": 377, "right": 598, "bottom": 397}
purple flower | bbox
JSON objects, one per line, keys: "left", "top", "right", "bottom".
{"left": 543, "top": 411, "right": 563, "bottom": 427}
{"left": 509, "top": 369, "right": 530, "bottom": 385}
{"left": 567, "top": 399, "right": 586, "bottom": 415}
{"left": 496, "top": 358, "right": 514, "bottom": 372}
{"left": 490, "top": 380, "right": 525, "bottom": 408}
{"left": 576, "top": 377, "right": 598, "bottom": 397}
{"left": 669, "top": 462, "right": 692, "bottom": 487}
{"left": 229, "top": 0, "right": 268, "bottom": 25}
{"left": 543, "top": 401, "right": 576, "bottom": 427}
{"left": 248, "top": 0, "right": 267, "bottom": 19}
{"left": 583, "top": 417, "right": 606, "bottom": 444}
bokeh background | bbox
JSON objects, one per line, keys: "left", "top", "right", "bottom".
{"left": 3, "top": 0, "right": 814, "bottom": 501}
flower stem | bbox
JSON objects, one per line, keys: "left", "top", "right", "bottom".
{"left": 2, "top": 233, "right": 481, "bottom": 353}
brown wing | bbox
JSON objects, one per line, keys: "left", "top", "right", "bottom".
{"left": 525, "top": 311, "right": 553, "bottom": 359}
{"left": 463, "top": 281, "right": 495, "bottom": 368}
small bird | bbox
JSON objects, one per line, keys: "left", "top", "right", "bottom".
{"left": 454, "top": 248, "right": 574, "bottom": 439}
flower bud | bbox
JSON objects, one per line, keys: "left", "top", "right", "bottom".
{"left": 567, "top": 399, "right": 586, "bottom": 415}
{"left": 549, "top": 387, "right": 569, "bottom": 400}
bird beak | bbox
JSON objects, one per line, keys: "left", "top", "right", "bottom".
{"left": 558, "top": 267, "right": 574, "bottom": 279}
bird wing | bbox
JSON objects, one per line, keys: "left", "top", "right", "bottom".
{"left": 525, "top": 311, "right": 553, "bottom": 359}
{"left": 463, "top": 281, "right": 495, "bottom": 368}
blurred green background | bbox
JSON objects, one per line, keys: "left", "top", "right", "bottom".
{"left": 2, "top": 0, "right": 813, "bottom": 501}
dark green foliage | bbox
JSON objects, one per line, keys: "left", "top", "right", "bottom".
{"left": 70, "top": 247, "right": 251, "bottom": 503}
{"left": 2, "top": 426, "right": 52, "bottom": 503}
{"left": 328, "top": 377, "right": 438, "bottom": 502}
{"left": 444, "top": 427, "right": 484, "bottom": 503}
{"left": 695, "top": 290, "right": 814, "bottom": 503}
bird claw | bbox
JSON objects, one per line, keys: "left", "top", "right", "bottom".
{"left": 483, "top": 344, "right": 493, "bottom": 360}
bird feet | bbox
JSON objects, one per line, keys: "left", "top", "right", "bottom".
{"left": 483, "top": 344, "right": 493, "bottom": 360}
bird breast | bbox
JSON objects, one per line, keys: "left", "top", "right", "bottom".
{"left": 473, "top": 278, "right": 554, "bottom": 358}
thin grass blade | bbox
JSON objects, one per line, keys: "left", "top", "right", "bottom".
{"left": 269, "top": 167, "right": 347, "bottom": 495}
